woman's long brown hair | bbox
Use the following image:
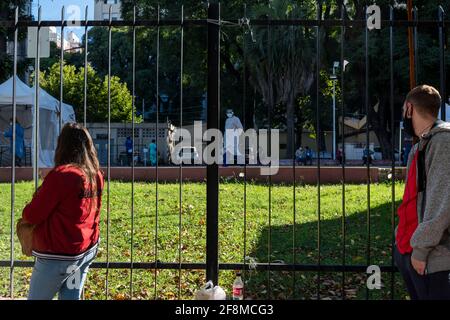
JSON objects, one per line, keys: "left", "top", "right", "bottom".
{"left": 54, "top": 123, "right": 100, "bottom": 193}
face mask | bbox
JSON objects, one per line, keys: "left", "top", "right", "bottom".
{"left": 402, "top": 107, "right": 416, "bottom": 138}
{"left": 226, "top": 113, "right": 233, "bottom": 118}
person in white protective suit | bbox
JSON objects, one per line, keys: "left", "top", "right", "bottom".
{"left": 224, "top": 109, "right": 243, "bottom": 165}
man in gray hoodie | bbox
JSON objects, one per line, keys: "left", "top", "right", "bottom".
{"left": 394, "top": 84, "right": 450, "bottom": 300}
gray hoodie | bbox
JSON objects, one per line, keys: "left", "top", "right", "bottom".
{"left": 407, "top": 120, "right": 450, "bottom": 274}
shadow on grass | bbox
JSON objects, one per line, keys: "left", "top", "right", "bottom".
{"left": 243, "top": 200, "right": 409, "bottom": 300}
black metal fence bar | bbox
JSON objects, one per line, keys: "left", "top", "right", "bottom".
{"left": 154, "top": 4, "right": 160, "bottom": 299}
{"left": 129, "top": 6, "right": 137, "bottom": 299}
{"left": 0, "top": 260, "right": 398, "bottom": 272}
{"left": 340, "top": 3, "right": 346, "bottom": 300}
{"left": 83, "top": 6, "right": 88, "bottom": 127}
{"left": 1, "top": 19, "right": 448, "bottom": 28}
{"left": 105, "top": 6, "right": 113, "bottom": 299}
{"left": 439, "top": 6, "right": 446, "bottom": 120}
{"left": 206, "top": 2, "right": 220, "bottom": 286}
{"left": 267, "top": 15, "right": 272, "bottom": 300}
{"left": 59, "top": 7, "right": 64, "bottom": 134}
{"left": 33, "top": 7, "right": 41, "bottom": 190}
{"left": 364, "top": 7, "right": 371, "bottom": 300}
{"left": 2, "top": 3, "right": 449, "bottom": 301}
{"left": 413, "top": 7, "right": 418, "bottom": 84}
{"left": 290, "top": 12, "right": 297, "bottom": 301}
{"left": 389, "top": 6, "right": 396, "bottom": 300}
{"left": 9, "top": 7, "right": 19, "bottom": 300}
{"left": 242, "top": 3, "right": 249, "bottom": 300}
{"left": 315, "top": 3, "right": 321, "bottom": 300}
{"left": 178, "top": 5, "right": 185, "bottom": 299}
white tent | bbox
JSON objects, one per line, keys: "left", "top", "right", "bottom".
{"left": 32, "top": 86, "right": 76, "bottom": 124}
{"left": 0, "top": 76, "right": 76, "bottom": 168}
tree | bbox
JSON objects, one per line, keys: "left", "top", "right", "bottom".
{"left": 0, "top": 0, "right": 32, "bottom": 82}
{"left": 110, "top": 1, "right": 450, "bottom": 159}
{"left": 330, "top": 0, "right": 450, "bottom": 159}
{"left": 38, "top": 62, "right": 137, "bottom": 123}
{"left": 40, "top": 42, "right": 85, "bottom": 73}
{"left": 246, "top": 0, "right": 317, "bottom": 157}
{"left": 117, "top": 0, "right": 333, "bottom": 157}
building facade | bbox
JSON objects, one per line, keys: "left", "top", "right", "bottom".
{"left": 94, "top": 0, "right": 122, "bottom": 21}
{"left": 86, "top": 122, "right": 172, "bottom": 166}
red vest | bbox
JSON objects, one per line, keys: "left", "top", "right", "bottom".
{"left": 396, "top": 150, "right": 419, "bottom": 254}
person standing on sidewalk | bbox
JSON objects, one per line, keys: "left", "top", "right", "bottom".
{"left": 395, "top": 85, "right": 450, "bottom": 300}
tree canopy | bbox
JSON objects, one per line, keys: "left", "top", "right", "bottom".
{"left": 118, "top": 0, "right": 450, "bottom": 158}
{"left": 0, "top": 0, "right": 32, "bottom": 82}
{"left": 2, "top": 0, "right": 450, "bottom": 159}
{"left": 38, "top": 62, "right": 137, "bottom": 123}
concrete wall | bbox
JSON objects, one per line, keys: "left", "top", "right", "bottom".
{"left": 86, "top": 122, "right": 170, "bottom": 165}
{"left": 0, "top": 166, "right": 407, "bottom": 184}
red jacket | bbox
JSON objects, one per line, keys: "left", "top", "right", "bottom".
{"left": 23, "top": 165, "right": 104, "bottom": 256}
{"left": 396, "top": 150, "right": 419, "bottom": 254}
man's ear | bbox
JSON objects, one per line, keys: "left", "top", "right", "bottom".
{"left": 406, "top": 102, "right": 413, "bottom": 118}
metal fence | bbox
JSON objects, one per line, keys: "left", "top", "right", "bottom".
{"left": 0, "top": 2, "right": 448, "bottom": 300}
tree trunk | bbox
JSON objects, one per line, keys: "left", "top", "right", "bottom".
{"left": 320, "top": 129, "right": 327, "bottom": 155}
{"left": 243, "top": 74, "right": 254, "bottom": 130}
{"left": 312, "top": 122, "right": 327, "bottom": 156}
{"left": 375, "top": 128, "right": 394, "bottom": 160}
{"left": 369, "top": 94, "right": 394, "bottom": 160}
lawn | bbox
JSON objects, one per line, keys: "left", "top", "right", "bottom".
{"left": 0, "top": 179, "right": 408, "bottom": 300}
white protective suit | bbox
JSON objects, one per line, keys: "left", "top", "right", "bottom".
{"left": 224, "top": 114, "right": 243, "bottom": 157}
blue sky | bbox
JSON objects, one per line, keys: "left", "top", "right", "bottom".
{"left": 32, "top": 0, "right": 95, "bottom": 40}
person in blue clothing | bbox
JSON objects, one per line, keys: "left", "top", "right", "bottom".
{"left": 362, "top": 146, "right": 374, "bottom": 165}
{"left": 3, "top": 118, "right": 25, "bottom": 167}
{"left": 402, "top": 139, "right": 412, "bottom": 167}
{"left": 149, "top": 139, "right": 157, "bottom": 166}
{"left": 295, "top": 146, "right": 306, "bottom": 165}
{"left": 125, "top": 136, "right": 133, "bottom": 166}
{"left": 305, "top": 146, "right": 313, "bottom": 165}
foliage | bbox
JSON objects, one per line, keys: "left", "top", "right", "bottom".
{"left": 39, "top": 42, "right": 85, "bottom": 73}
{"left": 245, "top": 0, "right": 317, "bottom": 157}
{"left": 326, "top": 0, "right": 450, "bottom": 158}
{"left": 7, "top": 0, "right": 449, "bottom": 157}
{"left": 38, "top": 62, "right": 138, "bottom": 123}
{"left": 0, "top": 0, "right": 32, "bottom": 82}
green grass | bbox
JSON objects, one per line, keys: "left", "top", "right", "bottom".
{"left": 0, "top": 180, "right": 408, "bottom": 300}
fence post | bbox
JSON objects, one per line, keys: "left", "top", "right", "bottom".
{"left": 206, "top": 1, "right": 220, "bottom": 285}
{"left": 439, "top": 6, "right": 446, "bottom": 121}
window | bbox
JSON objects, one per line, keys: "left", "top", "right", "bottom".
{"left": 118, "top": 128, "right": 139, "bottom": 138}
{"left": 103, "top": 13, "right": 120, "bottom": 20}
{"left": 143, "top": 128, "right": 156, "bottom": 138}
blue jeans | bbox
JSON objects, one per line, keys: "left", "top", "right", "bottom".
{"left": 28, "top": 247, "right": 97, "bottom": 300}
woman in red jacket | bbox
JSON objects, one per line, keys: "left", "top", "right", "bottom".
{"left": 23, "top": 123, "right": 104, "bottom": 300}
